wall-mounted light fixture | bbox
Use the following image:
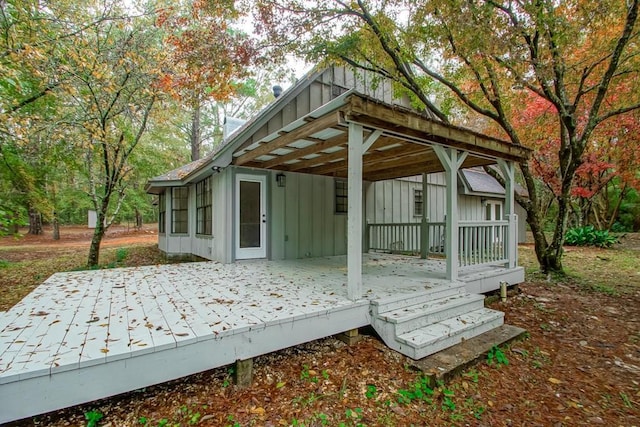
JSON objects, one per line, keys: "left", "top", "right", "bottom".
{"left": 211, "top": 166, "right": 222, "bottom": 174}
{"left": 276, "top": 172, "right": 286, "bottom": 188}
{"left": 481, "top": 197, "right": 487, "bottom": 207}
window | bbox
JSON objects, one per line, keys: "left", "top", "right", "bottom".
{"left": 158, "top": 192, "right": 166, "bottom": 234}
{"left": 171, "top": 187, "right": 189, "bottom": 233}
{"left": 485, "top": 201, "right": 503, "bottom": 221}
{"left": 335, "top": 180, "right": 348, "bottom": 214}
{"left": 414, "top": 189, "right": 423, "bottom": 217}
{"left": 196, "top": 177, "right": 212, "bottom": 235}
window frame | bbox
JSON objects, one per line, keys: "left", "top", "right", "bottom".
{"left": 196, "top": 177, "right": 212, "bottom": 236}
{"left": 413, "top": 188, "right": 424, "bottom": 217}
{"left": 171, "top": 187, "right": 189, "bottom": 234}
{"left": 335, "top": 180, "right": 348, "bottom": 214}
{"left": 158, "top": 191, "right": 166, "bottom": 234}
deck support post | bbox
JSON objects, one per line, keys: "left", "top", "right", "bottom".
{"left": 420, "top": 172, "right": 429, "bottom": 259}
{"left": 337, "top": 328, "right": 362, "bottom": 345}
{"left": 433, "top": 146, "right": 467, "bottom": 281}
{"left": 234, "top": 358, "right": 254, "bottom": 388}
{"left": 498, "top": 160, "right": 517, "bottom": 268}
{"left": 346, "top": 124, "right": 380, "bottom": 301}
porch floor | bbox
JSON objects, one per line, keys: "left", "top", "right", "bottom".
{"left": 0, "top": 254, "right": 517, "bottom": 423}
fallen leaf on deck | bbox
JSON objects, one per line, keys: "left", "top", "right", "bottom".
{"left": 31, "top": 311, "right": 49, "bottom": 316}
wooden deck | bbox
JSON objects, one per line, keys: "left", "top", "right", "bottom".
{"left": 0, "top": 255, "right": 519, "bottom": 423}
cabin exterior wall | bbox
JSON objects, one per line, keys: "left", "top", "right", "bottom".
{"left": 268, "top": 170, "right": 348, "bottom": 260}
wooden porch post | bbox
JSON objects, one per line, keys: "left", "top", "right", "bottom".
{"left": 347, "top": 124, "right": 381, "bottom": 301}
{"left": 498, "top": 160, "right": 517, "bottom": 269}
{"left": 347, "top": 122, "right": 363, "bottom": 301}
{"left": 420, "top": 173, "right": 428, "bottom": 259}
{"left": 433, "top": 146, "right": 468, "bottom": 281}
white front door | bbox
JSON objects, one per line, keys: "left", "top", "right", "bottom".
{"left": 236, "top": 174, "right": 267, "bottom": 259}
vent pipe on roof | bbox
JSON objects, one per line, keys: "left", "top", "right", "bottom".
{"left": 272, "top": 85, "right": 283, "bottom": 98}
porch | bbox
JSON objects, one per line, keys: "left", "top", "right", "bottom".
{"left": 0, "top": 254, "right": 514, "bottom": 423}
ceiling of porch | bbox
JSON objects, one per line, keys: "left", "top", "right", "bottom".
{"left": 232, "top": 93, "right": 530, "bottom": 182}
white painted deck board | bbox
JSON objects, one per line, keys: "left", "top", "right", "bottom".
{"left": 0, "top": 254, "right": 519, "bottom": 423}
{"left": 121, "top": 270, "right": 156, "bottom": 357}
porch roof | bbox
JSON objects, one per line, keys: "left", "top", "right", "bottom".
{"left": 146, "top": 88, "right": 530, "bottom": 193}
{"left": 232, "top": 92, "right": 530, "bottom": 182}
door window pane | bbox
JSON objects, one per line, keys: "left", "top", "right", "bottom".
{"left": 239, "top": 180, "right": 261, "bottom": 248}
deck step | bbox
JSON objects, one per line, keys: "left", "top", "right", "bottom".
{"left": 378, "top": 293, "right": 485, "bottom": 336}
{"left": 395, "top": 308, "right": 504, "bottom": 360}
{"left": 371, "top": 282, "right": 465, "bottom": 316}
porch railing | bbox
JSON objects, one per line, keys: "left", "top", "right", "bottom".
{"left": 366, "top": 221, "right": 446, "bottom": 257}
{"left": 458, "top": 220, "right": 509, "bottom": 267}
{"left": 366, "top": 216, "right": 517, "bottom": 269}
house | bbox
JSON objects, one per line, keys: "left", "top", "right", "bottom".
{"left": 145, "top": 62, "right": 531, "bottom": 353}
{"left": 0, "top": 65, "right": 531, "bottom": 424}
{"left": 146, "top": 64, "right": 529, "bottom": 293}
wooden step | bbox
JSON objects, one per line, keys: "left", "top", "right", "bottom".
{"left": 395, "top": 308, "right": 504, "bottom": 360}
{"left": 378, "top": 293, "right": 486, "bottom": 336}
{"left": 370, "top": 282, "right": 465, "bottom": 316}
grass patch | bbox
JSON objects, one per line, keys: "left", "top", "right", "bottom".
{"left": 518, "top": 245, "right": 639, "bottom": 295}
{"left": 0, "top": 259, "right": 10, "bottom": 268}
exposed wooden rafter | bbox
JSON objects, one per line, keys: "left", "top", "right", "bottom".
{"left": 259, "top": 133, "right": 347, "bottom": 169}
{"left": 234, "top": 112, "right": 341, "bottom": 166}
{"left": 229, "top": 94, "right": 529, "bottom": 181}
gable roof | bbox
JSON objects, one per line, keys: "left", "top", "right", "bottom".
{"left": 147, "top": 65, "right": 530, "bottom": 194}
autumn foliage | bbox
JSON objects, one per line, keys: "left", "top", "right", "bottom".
{"left": 157, "top": 1, "right": 257, "bottom": 103}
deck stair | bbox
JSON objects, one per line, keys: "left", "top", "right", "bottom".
{"left": 370, "top": 283, "right": 504, "bottom": 360}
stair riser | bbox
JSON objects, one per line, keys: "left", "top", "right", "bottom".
{"left": 371, "top": 285, "right": 465, "bottom": 316}
{"left": 408, "top": 316, "right": 504, "bottom": 360}
{"left": 393, "top": 299, "right": 485, "bottom": 336}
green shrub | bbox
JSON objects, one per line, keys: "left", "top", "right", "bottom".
{"left": 564, "top": 225, "right": 618, "bottom": 248}
{"left": 115, "top": 248, "right": 129, "bottom": 263}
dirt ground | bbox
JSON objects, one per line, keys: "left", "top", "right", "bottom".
{"left": 0, "top": 224, "right": 158, "bottom": 260}
{"left": 1, "top": 227, "right": 639, "bottom": 426}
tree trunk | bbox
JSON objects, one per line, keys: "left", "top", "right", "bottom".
{"left": 517, "top": 160, "right": 570, "bottom": 275}
{"left": 135, "top": 208, "right": 142, "bottom": 230}
{"left": 606, "top": 184, "right": 627, "bottom": 230}
{"left": 52, "top": 211, "right": 60, "bottom": 240}
{"left": 190, "top": 104, "right": 202, "bottom": 161}
{"left": 87, "top": 213, "right": 105, "bottom": 267}
{"left": 28, "top": 207, "right": 43, "bottom": 235}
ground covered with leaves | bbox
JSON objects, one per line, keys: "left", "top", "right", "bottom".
{"left": 1, "top": 227, "right": 639, "bottom": 426}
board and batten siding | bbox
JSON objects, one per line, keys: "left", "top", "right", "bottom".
{"left": 236, "top": 65, "right": 411, "bottom": 152}
{"left": 269, "top": 170, "right": 347, "bottom": 260}
{"left": 159, "top": 168, "right": 232, "bottom": 262}
{"left": 365, "top": 173, "right": 527, "bottom": 244}
{"left": 211, "top": 168, "right": 233, "bottom": 263}
{"left": 365, "top": 173, "right": 447, "bottom": 224}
